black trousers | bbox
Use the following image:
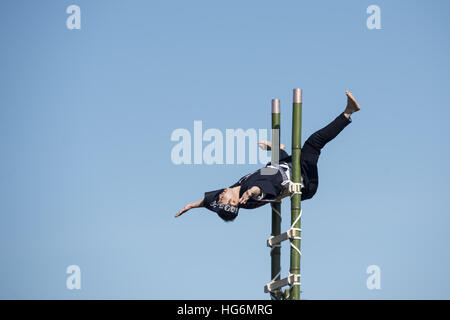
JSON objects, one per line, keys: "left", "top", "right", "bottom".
{"left": 278, "top": 112, "right": 352, "bottom": 200}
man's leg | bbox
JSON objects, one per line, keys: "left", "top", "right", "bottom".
{"left": 302, "top": 113, "right": 351, "bottom": 162}
{"left": 259, "top": 90, "right": 361, "bottom": 165}
{"left": 300, "top": 91, "right": 361, "bottom": 200}
{"left": 302, "top": 90, "right": 361, "bottom": 163}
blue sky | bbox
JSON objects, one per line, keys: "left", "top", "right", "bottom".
{"left": 1, "top": 0, "right": 450, "bottom": 299}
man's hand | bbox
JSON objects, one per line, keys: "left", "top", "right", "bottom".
{"left": 239, "top": 186, "right": 261, "bottom": 205}
{"left": 175, "top": 199, "right": 204, "bottom": 218}
{"left": 175, "top": 204, "right": 193, "bottom": 218}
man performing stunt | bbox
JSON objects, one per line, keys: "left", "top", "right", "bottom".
{"left": 175, "top": 90, "right": 361, "bottom": 222}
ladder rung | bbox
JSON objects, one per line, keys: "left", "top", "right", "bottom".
{"left": 267, "top": 229, "right": 299, "bottom": 247}
{"left": 264, "top": 274, "right": 300, "bottom": 293}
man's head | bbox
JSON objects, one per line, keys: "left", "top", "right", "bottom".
{"left": 203, "top": 188, "right": 239, "bottom": 222}
{"left": 218, "top": 188, "right": 239, "bottom": 207}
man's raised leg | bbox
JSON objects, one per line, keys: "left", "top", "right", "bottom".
{"left": 302, "top": 90, "right": 361, "bottom": 161}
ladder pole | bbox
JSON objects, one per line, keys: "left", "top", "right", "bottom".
{"left": 290, "top": 88, "right": 302, "bottom": 300}
{"left": 270, "top": 99, "right": 282, "bottom": 299}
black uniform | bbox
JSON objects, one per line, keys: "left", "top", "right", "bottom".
{"left": 203, "top": 112, "right": 352, "bottom": 221}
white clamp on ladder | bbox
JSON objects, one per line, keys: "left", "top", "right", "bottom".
{"left": 288, "top": 181, "right": 302, "bottom": 197}
{"left": 267, "top": 227, "right": 300, "bottom": 247}
{"left": 264, "top": 273, "right": 301, "bottom": 293}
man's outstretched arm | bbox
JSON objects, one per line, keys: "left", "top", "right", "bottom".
{"left": 175, "top": 198, "right": 204, "bottom": 218}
